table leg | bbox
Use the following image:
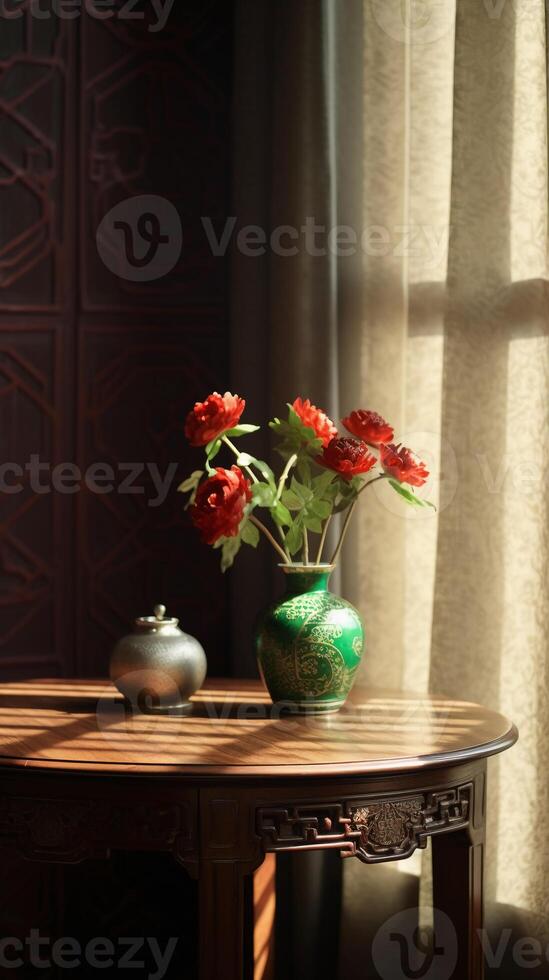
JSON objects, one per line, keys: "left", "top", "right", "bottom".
{"left": 254, "top": 853, "right": 276, "bottom": 980}
{"left": 432, "top": 829, "right": 485, "bottom": 980}
{"left": 199, "top": 860, "right": 253, "bottom": 980}
{"left": 275, "top": 850, "right": 342, "bottom": 980}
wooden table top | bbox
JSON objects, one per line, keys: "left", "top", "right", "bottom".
{"left": 0, "top": 678, "right": 517, "bottom": 779}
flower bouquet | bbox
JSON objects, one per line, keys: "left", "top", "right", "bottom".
{"left": 180, "top": 392, "right": 433, "bottom": 712}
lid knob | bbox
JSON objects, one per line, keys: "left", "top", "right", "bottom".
{"left": 133, "top": 605, "right": 179, "bottom": 630}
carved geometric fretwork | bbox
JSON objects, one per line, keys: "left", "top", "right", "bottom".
{"left": 0, "top": 23, "right": 68, "bottom": 304}
{"left": 257, "top": 802, "right": 360, "bottom": 858}
{"left": 256, "top": 784, "right": 472, "bottom": 865}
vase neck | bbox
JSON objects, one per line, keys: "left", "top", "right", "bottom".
{"left": 282, "top": 567, "right": 333, "bottom": 595}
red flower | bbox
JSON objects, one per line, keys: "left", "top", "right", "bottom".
{"left": 191, "top": 466, "right": 252, "bottom": 544}
{"left": 185, "top": 391, "right": 245, "bottom": 447}
{"left": 318, "top": 437, "right": 377, "bottom": 481}
{"left": 342, "top": 409, "right": 394, "bottom": 445}
{"left": 292, "top": 397, "right": 338, "bottom": 448}
{"left": 380, "top": 443, "right": 429, "bottom": 487}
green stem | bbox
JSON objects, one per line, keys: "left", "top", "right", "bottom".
{"left": 222, "top": 435, "right": 258, "bottom": 484}
{"left": 315, "top": 515, "right": 332, "bottom": 564}
{"left": 222, "top": 438, "right": 292, "bottom": 561}
{"left": 273, "top": 454, "right": 298, "bottom": 563}
{"left": 222, "top": 435, "right": 240, "bottom": 455}
{"left": 275, "top": 525, "right": 292, "bottom": 563}
{"left": 276, "top": 453, "right": 298, "bottom": 502}
{"left": 357, "top": 472, "right": 388, "bottom": 496}
{"left": 250, "top": 515, "right": 290, "bottom": 563}
{"left": 303, "top": 528, "right": 309, "bottom": 564}
{"left": 330, "top": 473, "right": 389, "bottom": 565}
{"left": 330, "top": 499, "right": 357, "bottom": 566}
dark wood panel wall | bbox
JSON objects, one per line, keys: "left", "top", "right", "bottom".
{"left": 0, "top": 1, "right": 234, "bottom": 679}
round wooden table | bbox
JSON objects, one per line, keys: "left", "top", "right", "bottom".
{"left": 0, "top": 678, "right": 517, "bottom": 980}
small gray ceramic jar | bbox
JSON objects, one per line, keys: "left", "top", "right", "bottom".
{"left": 109, "top": 605, "right": 207, "bottom": 714}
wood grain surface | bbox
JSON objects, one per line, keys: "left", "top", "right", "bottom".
{"left": 0, "top": 678, "right": 517, "bottom": 778}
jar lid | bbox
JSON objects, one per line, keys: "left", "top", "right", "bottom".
{"left": 134, "top": 604, "right": 180, "bottom": 631}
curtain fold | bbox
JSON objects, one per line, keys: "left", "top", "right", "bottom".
{"left": 232, "top": 0, "right": 549, "bottom": 956}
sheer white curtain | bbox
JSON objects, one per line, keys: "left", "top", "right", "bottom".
{"left": 233, "top": 0, "right": 549, "bottom": 948}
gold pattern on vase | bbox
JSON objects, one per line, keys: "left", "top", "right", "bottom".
{"left": 255, "top": 566, "right": 364, "bottom": 713}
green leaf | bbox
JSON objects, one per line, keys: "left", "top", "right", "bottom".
{"left": 205, "top": 438, "right": 222, "bottom": 472}
{"left": 281, "top": 488, "right": 303, "bottom": 511}
{"left": 302, "top": 514, "right": 323, "bottom": 534}
{"left": 241, "top": 521, "right": 260, "bottom": 548}
{"left": 349, "top": 475, "right": 366, "bottom": 493}
{"left": 224, "top": 424, "right": 260, "bottom": 436}
{"left": 220, "top": 536, "right": 242, "bottom": 572}
{"left": 295, "top": 457, "right": 312, "bottom": 484}
{"left": 205, "top": 437, "right": 221, "bottom": 457}
{"left": 290, "top": 476, "right": 313, "bottom": 503}
{"left": 288, "top": 408, "right": 323, "bottom": 444}
{"left": 332, "top": 480, "right": 360, "bottom": 513}
{"left": 270, "top": 419, "right": 300, "bottom": 451}
{"left": 254, "top": 459, "right": 276, "bottom": 489}
{"left": 177, "top": 470, "right": 204, "bottom": 510}
{"left": 252, "top": 482, "right": 276, "bottom": 507}
{"left": 286, "top": 406, "right": 316, "bottom": 440}
{"left": 177, "top": 470, "right": 203, "bottom": 494}
{"left": 322, "top": 481, "right": 340, "bottom": 502}
{"left": 389, "top": 480, "right": 423, "bottom": 506}
{"left": 312, "top": 470, "right": 337, "bottom": 494}
{"left": 284, "top": 522, "right": 303, "bottom": 556}
{"left": 270, "top": 501, "right": 292, "bottom": 527}
{"left": 309, "top": 498, "right": 332, "bottom": 520}
{"left": 388, "top": 479, "right": 436, "bottom": 510}
{"left": 270, "top": 412, "right": 323, "bottom": 462}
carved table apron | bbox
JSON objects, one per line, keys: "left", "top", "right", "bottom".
{"left": 0, "top": 678, "right": 517, "bottom": 980}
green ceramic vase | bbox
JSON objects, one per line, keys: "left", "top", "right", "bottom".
{"left": 255, "top": 565, "right": 364, "bottom": 713}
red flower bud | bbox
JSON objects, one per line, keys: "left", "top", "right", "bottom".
{"left": 292, "top": 397, "right": 338, "bottom": 447}
{"left": 318, "top": 437, "right": 377, "bottom": 481}
{"left": 380, "top": 443, "right": 429, "bottom": 487}
{"left": 342, "top": 409, "right": 394, "bottom": 445}
{"left": 185, "top": 391, "right": 245, "bottom": 447}
{"left": 191, "top": 466, "right": 252, "bottom": 544}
